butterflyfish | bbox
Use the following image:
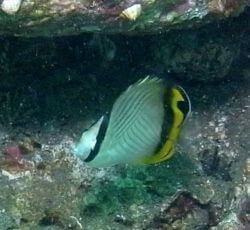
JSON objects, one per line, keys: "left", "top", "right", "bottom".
{"left": 73, "top": 76, "right": 191, "bottom": 167}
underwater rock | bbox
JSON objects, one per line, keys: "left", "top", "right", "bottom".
{"left": 0, "top": 146, "right": 85, "bottom": 229}
{"left": 147, "top": 192, "right": 210, "bottom": 229}
{"left": 210, "top": 157, "right": 250, "bottom": 229}
{"left": 150, "top": 25, "right": 241, "bottom": 81}
{"left": 0, "top": 210, "right": 17, "bottom": 229}
{"left": 0, "top": 0, "right": 248, "bottom": 36}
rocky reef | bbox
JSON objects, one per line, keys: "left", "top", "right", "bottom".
{"left": 0, "top": 64, "right": 250, "bottom": 229}
{"left": 0, "top": 5, "right": 250, "bottom": 230}
{"left": 0, "top": 0, "right": 249, "bottom": 36}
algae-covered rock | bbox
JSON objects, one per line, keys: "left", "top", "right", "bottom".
{"left": 0, "top": 0, "right": 249, "bottom": 36}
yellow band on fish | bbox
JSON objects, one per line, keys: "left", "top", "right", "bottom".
{"left": 142, "top": 87, "right": 186, "bottom": 164}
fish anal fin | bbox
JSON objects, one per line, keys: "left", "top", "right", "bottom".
{"left": 140, "top": 139, "right": 175, "bottom": 165}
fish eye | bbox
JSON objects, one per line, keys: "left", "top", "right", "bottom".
{"left": 177, "top": 100, "right": 190, "bottom": 118}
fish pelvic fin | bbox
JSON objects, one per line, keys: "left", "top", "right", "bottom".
{"left": 140, "top": 86, "right": 190, "bottom": 165}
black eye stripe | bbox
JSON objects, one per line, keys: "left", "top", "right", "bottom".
{"left": 175, "top": 86, "right": 191, "bottom": 125}
{"left": 177, "top": 100, "right": 189, "bottom": 120}
{"left": 84, "top": 114, "right": 110, "bottom": 162}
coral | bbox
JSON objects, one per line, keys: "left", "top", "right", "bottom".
{"left": 3, "top": 145, "right": 23, "bottom": 161}
{"left": 0, "top": 137, "right": 41, "bottom": 173}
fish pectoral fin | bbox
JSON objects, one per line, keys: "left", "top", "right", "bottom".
{"left": 140, "top": 139, "right": 176, "bottom": 165}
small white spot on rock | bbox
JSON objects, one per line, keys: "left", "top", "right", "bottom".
{"left": 1, "top": 169, "right": 31, "bottom": 180}
{"left": 120, "top": 4, "right": 142, "bottom": 21}
{"left": 1, "top": 0, "right": 22, "bottom": 15}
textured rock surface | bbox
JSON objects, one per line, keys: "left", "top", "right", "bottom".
{"left": 150, "top": 26, "right": 241, "bottom": 81}
{"left": 0, "top": 0, "right": 249, "bottom": 36}
{"left": 0, "top": 11, "right": 248, "bottom": 82}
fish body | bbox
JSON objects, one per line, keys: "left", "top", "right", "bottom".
{"left": 73, "top": 76, "right": 191, "bottom": 167}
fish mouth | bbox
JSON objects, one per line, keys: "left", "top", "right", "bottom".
{"left": 72, "top": 144, "right": 81, "bottom": 158}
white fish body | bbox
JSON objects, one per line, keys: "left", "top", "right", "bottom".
{"left": 73, "top": 76, "right": 191, "bottom": 167}
{"left": 89, "top": 77, "right": 165, "bottom": 167}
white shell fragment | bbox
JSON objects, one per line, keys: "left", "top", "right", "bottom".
{"left": 1, "top": 0, "right": 22, "bottom": 15}
{"left": 120, "top": 4, "right": 142, "bottom": 21}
